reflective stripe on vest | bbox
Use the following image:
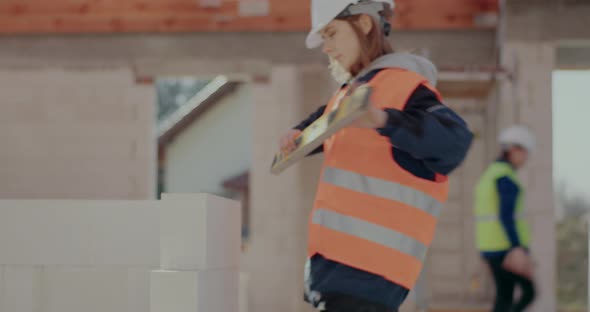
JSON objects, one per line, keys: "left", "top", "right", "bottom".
{"left": 475, "top": 213, "right": 526, "bottom": 222}
{"left": 323, "top": 167, "right": 442, "bottom": 218}
{"left": 312, "top": 208, "right": 428, "bottom": 260}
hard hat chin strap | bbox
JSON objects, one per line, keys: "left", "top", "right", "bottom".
{"left": 336, "top": 2, "right": 392, "bottom": 36}
{"left": 381, "top": 16, "right": 391, "bottom": 36}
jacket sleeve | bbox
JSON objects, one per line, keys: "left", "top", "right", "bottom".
{"left": 496, "top": 176, "right": 521, "bottom": 247}
{"left": 376, "top": 85, "right": 473, "bottom": 175}
{"left": 293, "top": 105, "right": 327, "bottom": 156}
{"left": 294, "top": 105, "right": 327, "bottom": 131}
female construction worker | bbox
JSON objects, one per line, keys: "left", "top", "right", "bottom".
{"left": 474, "top": 125, "right": 536, "bottom": 312}
{"left": 278, "top": 0, "right": 473, "bottom": 311}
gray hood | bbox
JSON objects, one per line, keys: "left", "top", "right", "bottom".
{"left": 355, "top": 52, "right": 438, "bottom": 86}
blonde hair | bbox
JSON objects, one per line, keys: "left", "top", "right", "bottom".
{"left": 337, "top": 14, "right": 393, "bottom": 76}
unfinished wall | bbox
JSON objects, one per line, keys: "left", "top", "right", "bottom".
{"left": 425, "top": 41, "right": 557, "bottom": 311}
{"left": 0, "top": 67, "right": 155, "bottom": 199}
{"left": 497, "top": 42, "right": 556, "bottom": 312}
{"left": 497, "top": 1, "right": 590, "bottom": 310}
{"left": 244, "top": 64, "right": 332, "bottom": 312}
{"left": 418, "top": 95, "right": 493, "bottom": 310}
{"left": 0, "top": 194, "right": 241, "bottom": 312}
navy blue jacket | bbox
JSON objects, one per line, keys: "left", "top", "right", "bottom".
{"left": 295, "top": 69, "right": 473, "bottom": 310}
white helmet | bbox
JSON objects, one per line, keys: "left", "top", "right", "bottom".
{"left": 498, "top": 125, "right": 536, "bottom": 152}
{"left": 306, "top": 0, "right": 395, "bottom": 49}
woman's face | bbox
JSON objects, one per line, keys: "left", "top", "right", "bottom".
{"left": 319, "top": 19, "right": 363, "bottom": 72}
{"left": 508, "top": 145, "right": 529, "bottom": 169}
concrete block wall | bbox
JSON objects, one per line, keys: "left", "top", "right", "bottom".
{"left": 245, "top": 65, "right": 309, "bottom": 312}
{"left": 0, "top": 67, "right": 155, "bottom": 200}
{"left": 159, "top": 194, "right": 241, "bottom": 271}
{"left": 244, "top": 64, "right": 332, "bottom": 312}
{"left": 152, "top": 193, "right": 241, "bottom": 312}
{"left": 39, "top": 267, "right": 140, "bottom": 312}
{"left": 0, "top": 197, "right": 160, "bottom": 312}
{"left": 424, "top": 99, "right": 491, "bottom": 309}
{"left": 498, "top": 42, "right": 556, "bottom": 312}
{"left": 150, "top": 270, "right": 239, "bottom": 312}
{"left": 0, "top": 193, "right": 241, "bottom": 312}
{"left": 0, "top": 200, "right": 160, "bottom": 266}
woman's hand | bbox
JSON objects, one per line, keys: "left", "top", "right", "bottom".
{"left": 279, "top": 129, "right": 302, "bottom": 154}
{"left": 503, "top": 247, "right": 534, "bottom": 279}
{"left": 351, "top": 104, "right": 388, "bottom": 129}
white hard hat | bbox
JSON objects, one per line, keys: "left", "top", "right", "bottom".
{"left": 306, "top": 0, "right": 395, "bottom": 49}
{"left": 498, "top": 125, "right": 536, "bottom": 152}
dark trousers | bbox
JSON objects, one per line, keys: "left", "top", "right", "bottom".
{"left": 485, "top": 257, "right": 536, "bottom": 312}
{"left": 321, "top": 293, "right": 396, "bottom": 312}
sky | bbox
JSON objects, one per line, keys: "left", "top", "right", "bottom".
{"left": 552, "top": 70, "right": 590, "bottom": 201}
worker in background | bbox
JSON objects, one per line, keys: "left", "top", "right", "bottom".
{"left": 474, "top": 125, "right": 536, "bottom": 312}
{"left": 278, "top": 0, "right": 473, "bottom": 310}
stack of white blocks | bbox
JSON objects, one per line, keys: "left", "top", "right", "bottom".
{"left": 152, "top": 194, "right": 240, "bottom": 312}
{"left": 0, "top": 193, "right": 241, "bottom": 312}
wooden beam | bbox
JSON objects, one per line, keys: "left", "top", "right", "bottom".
{"left": 0, "top": 0, "right": 239, "bottom": 15}
{"left": 0, "top": 0, "right": 498, "bottom": 34}
{"left": 0, "top": 15, "right": 309, "bottom": 33}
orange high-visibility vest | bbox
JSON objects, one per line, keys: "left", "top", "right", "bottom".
{"left": 308, "top": 68, "right": 449, "bottom": 289}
